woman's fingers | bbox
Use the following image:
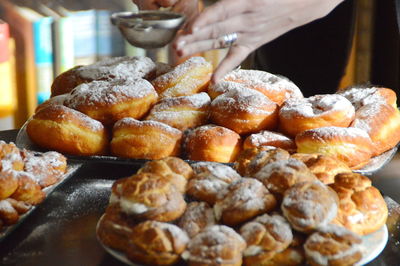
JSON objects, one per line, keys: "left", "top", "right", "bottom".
{"left": 212, "top": 45, "right": 253, "bottom": 83}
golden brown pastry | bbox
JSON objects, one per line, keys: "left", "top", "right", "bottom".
{"left": 145, "top": 92, "right": 211, "bottom": 131}
{"left": 0, "top": 199, "right": 19, "bottom": 225}
{"left": 184, "top": 124, "right": 242, "bottom": 163}
{"left": 5, "top": 198, "right": 31, "bottom": 215}
{"left": 152, "top": 56, "right": 212, "bottom": 98}
{"left": 261, "top": 247, "right": 305, "bottom": 266}
{"left": 114, "top": 172, "right": 186, "bottom": 222}
{"left": 26, "top": 105, "right": 109, "bottom": 156}
{"left": 96, "top": 204, "right": 136, "bottom": 252}
{"left": 10, "top": 172, "right": 46, "bottom": 205}
{"left": 281, "top": 181, "right": 339, "bottom": 233}
{"left": 137, "top": 157, "right": 193, "bottom": 193}
{"left": 178, "top": 201, "right": 216, "bottom": 238}
{"left": 243, "top": 130, "right": 297, "bottom": 153}
{"left": 279, "top": 94, "right": 355, "bottom": 137}
{"left": 181, "top": 225, "right": 246, "bottom": 266}
{"left": 291, "top": 153, "right": 352, "bottom": 184}
{"left": 210, "top": 87, "right": 279, "bottom": 134}
{"left": 234, "top": 147, "right": 290, "bottom": 177}
{"left": 338, "top": 85, "right": 397, "bottom": 110}
{"left": 35, "top": 93, "right": 70, "bottom": 113}
{"left": 253, "top": 158, "right": 317, "bottom": 200}
{"left": 208, "top": 69, "right": 303, "bottom": 105}
{"left": 0, "top": 141, "right": 24, "bottom": 171}
{"left": 126, "top": 220, "right": 189, "bottom": 266}
{"left": 304, "top": 224, "right": 362, "bottom": 266}
{"left": 51, "top": 56, "right": 157, "bottom": 96}
{"left": 21, "top": 150, "right": 67, "bottom": 188}
{"left": 330, "top": 172, "right": 388, "bottom": 235}
{"left": 111, "top": 118, "right": 182, "bottom": 160}
{"left": 295, "top": 126, "right": 374, "bottom": 169}
{"left": 350, "top": 102, "right": 400, "bottom": 156}
{"left": 186, "top": 162, "right": 241, "bottom": 205}
{"left": 240, "top": 213, "right": 293, "bottom": 265}
{"left": 214, "top": 178, "right": 277, "bottom": 226}
{"left": 64, "top": 78, "right": 158, "bottom": 126}
{"left": 0, "top": 170, "right": 19, "bottom": 200}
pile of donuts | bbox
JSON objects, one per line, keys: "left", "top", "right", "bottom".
{"left": 97, "top": 146, "right": 388, "bottom": 266}
{"left": 0, "top": 141, "right": 67, "bottom": 231}
{"left": 26, "top": 55, "right": 400, "bottom": 170}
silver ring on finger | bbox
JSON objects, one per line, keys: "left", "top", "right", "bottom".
{"left": 218, "top": 32, "right": 238, "bottom": 49}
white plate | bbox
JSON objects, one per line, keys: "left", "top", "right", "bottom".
{"left": 96, "top": 215, "right": 388, "bottom": 266}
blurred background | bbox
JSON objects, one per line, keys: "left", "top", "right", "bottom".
{"left": 0, "top": 0, "right": 398, "bottom": 130}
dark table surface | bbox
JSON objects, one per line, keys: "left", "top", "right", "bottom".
{"left": 1, "top": 129, "right": 400, "bottom": 266}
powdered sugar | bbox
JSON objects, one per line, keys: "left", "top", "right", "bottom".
{"left": 65, "top": 78, "right": 157, "bottom": 108}
{"left": 303, "top": 126, "right": 371, "bottom": 140}
{"left": 338, "top": 87, "right": 387, "bottom": 110}
{"left": 114, "top": 117, "right": 182, "bottom": 135}
{"left": 78, "top": 56, "right": 156, "bottom": 80}
{"left": 279, "top": 94, "right": 355, "bottom": 119}
{"left": 178, "top": 202, "right": 216, "bottom": 237}
{"left": 150, "top": 92, "right": 211, "bottom": 112}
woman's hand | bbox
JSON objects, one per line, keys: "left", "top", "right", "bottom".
{"left": 174, "top": 0, "right": 345, "bottom": 83}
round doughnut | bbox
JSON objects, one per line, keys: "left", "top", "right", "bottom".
{"left": 51, "top": 56, "right": 157, "bottom": 96}
{"left": 234, "top": 147, "right": 290, "bottom": 177}
{"left": 208, "top": 69, "right": 303, "bottom": 105}
{"left": 126, "top": 221, "right": 189, "bottom": 266}
{"left": 35, "top": 93, "right": 69, "bottom": 113}
{"left": 137, "top": 157, "right": 193, "bottom": 193}
{"left": 214, "top": 178, "right": 277, "bottom": 226}
{"left": 350, "top": 102, "right": 400, "bottom": 156}
{"left": 240, "top": 213, "right": 293, "bottom": 265}
{"left": 295, "top": 126, "right": 375, "bottom": 169}
{"left": 115, "top": 172, "right": 186, "bottom": 222}
{"left": 279, "top": 94, "right": 355, "bottom": 137}
{"left": 304, "top": 224, "right": 362, "bottom": 266}
{"left": 281, "top": 181, "right": 339, "bottom": 233}
{"left": 291, "top": 153, "right": 352, "bottom": 184}
{"left": 186, "top": 162, "right": 242, "bottom": 205}
{"left": 145, "top": 92, "right": 211, "bottom": 131}
{"left": 0, "top": 199, "right": 19, "bottom": 225}
{"left": 111, "top": 118, "right": 182, "bottom": 160}
{"left": 26, "top": 105, "right": 109, "bottom": 156}
{"left": 184, "top": 124, "right": 242, "bottom": 163}
{"left": 21, "top": 150, "right": 67, "bottom": 188}
{"left": 330, "top": 172, "right": 388, "bottom": 235}
{"left": 0, "top": 141, "right": 24, "bottom": 171}
{"left": 151, "top": 56, "right": 213, "bottom": 98}
{"left": 338, "top": 85, "right": 397, "bottom": 110}
{"left": 178, "top": 201, "right": 216, "bottom": 238}
{"left": 65, "top": 78, "right": 158, "bottom": 126}
{"left": 243, "top": 130, "right": 296, "bottom": 153}
{"left": 210, "top": 87, "right": 279, "bottom": 134}
{"left": 253, "top": 158, "right": 318, "bottom": 200}
{"left": 181, "top": 225, "right": 246, "bottom": 266}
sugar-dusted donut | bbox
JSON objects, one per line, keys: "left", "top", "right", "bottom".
{"left": 26, "top": 105, "right": 109, "bottom": 156}
{"left": 178, "top": 201, "right": 216, "bottom": 238}
{"left": 184, "top": 124, "right": 242, "bottom": 163}
{"left": 0, "top": 141, "right": 24, "bottom": 171}
{"left": 151, "top": 56, "right": 212, "bottom": 98}
{"left": 65, "top": 78, "right": 158, "bottom": 126}
{"left": 0, "top": 170, "right": 19, "bottom": 200}
{"left": 279, "top": 94, "right": 355, "bottom": 137}
{"left": 208, "top": 69, "right": 303, "bottom": 105}
{"left": 145, "top": 92, "right": 211, "bottom": 131}
{"left": 338, "top": 85, "right": 397, "bottom": 110}
{"left": 243, "top": 130, "right": 296, "bottom": 153}
{"left": 111, "top": 118, "right": 182, "bottom": 160}
{"left": 350, "top": 102, "right": 400, "bottom": 156}
{"left": 210, "top": 87, "right": 279, "bottom": 135}
{"left": 51, "top": 56, "right": 157, "bottom": 96}
{"left": 35, "top": 93, "right": 70, "bottom": 113}
{"left": 10, "top": 172, "right": 46, "bottom": 205}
